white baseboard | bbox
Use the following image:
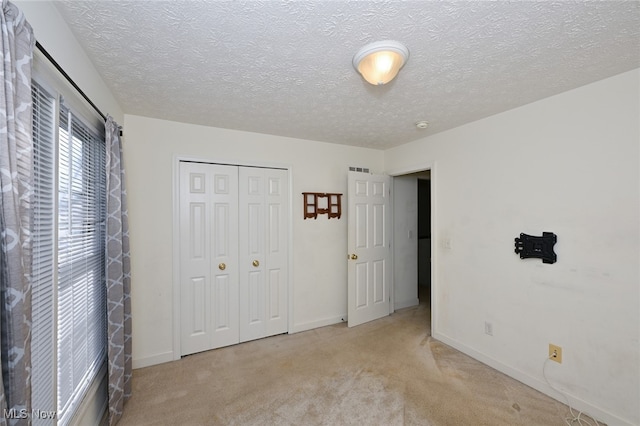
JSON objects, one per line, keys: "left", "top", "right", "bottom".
{"left": 132, "top": 316, "right": 348, "bottom": 368}
{"left": 431, "top": 331, "right": 634, "bottom": 426}
{"left": 395, "top": 298, "right": 419, "bottom": 310}
{"left": 132, "top": 351, "right": 174, "bottom": 369}
{"left": 290, "top": 315, "right": 346, "bottom": 334}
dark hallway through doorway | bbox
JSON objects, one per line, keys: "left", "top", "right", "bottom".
{"left": 417, "top": 177, "right": 431, "bottom": 307}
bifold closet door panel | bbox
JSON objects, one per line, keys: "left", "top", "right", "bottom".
{"left": 264, "top": 168, "right": 289, "bottom": 337}
{"left": 179, "top": 162, "right": 239, "bottom": 355}
{"left": 239, "top": 167, "right": 289, "bottom": 343}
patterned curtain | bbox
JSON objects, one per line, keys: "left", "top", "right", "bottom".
{"left": 105, "top": 116, "right": 131, "bottom": 425}
{"left": 0, "top": 1, "right": 34, "bottom": 424}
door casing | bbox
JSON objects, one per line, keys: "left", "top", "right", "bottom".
{"left": 388, "top": 162, "right": 436, "bottom": 333}
{"left": 172, "top": 156, "right": 293, "bottom": 360}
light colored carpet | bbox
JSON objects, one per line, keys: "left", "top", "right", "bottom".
{"left": 118, "top": 296, "right": 598, "bottom": 425}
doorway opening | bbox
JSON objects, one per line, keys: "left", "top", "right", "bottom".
{"left": 392, "top": 168, "right": 432, "bottom": 333}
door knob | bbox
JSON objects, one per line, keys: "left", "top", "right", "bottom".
{"left": 350, "top": 254, "right": 358, "bottom": 260}
{"left": 252, "top": 260, "right": 260, "bottom": 267}
{"left": 218, "top": 263, "right": 226, "bottom": 271}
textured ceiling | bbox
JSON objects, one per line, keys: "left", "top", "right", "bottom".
{"left": 52, "top": 1, "right": 640, "bottom": 149}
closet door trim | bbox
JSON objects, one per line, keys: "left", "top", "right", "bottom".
{"left": 172, "top": 156, "right": 293, "bottom": 361}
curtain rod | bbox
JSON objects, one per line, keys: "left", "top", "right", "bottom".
{"left": 35, "top": 41, "right": 122, "bottom": 135}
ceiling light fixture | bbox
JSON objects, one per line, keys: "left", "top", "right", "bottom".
{"left": 352, "top": 40, "right": 409, "bottom": 85}
{"left": 415, "top": 120, "right": 429, "bottom": 129}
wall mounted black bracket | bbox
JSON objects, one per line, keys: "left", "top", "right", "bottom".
{"left": 514, "top": 232, "right": 557, "bottom": 264}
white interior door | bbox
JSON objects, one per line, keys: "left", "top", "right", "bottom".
{"left": 347, "top": 171, "right": 391, "bottom": 327}
{"left": 239, "top": 167, "right": 289, "bottom": 342}
{"left": 180, "top": 162, "right": 239, "bottom": 355}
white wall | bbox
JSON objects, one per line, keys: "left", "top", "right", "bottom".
{"left": 393, "top": 176, "right": 419, "bottom": 310}
{"left": 123, "top": 115, "right": 384, "bottom": 367}
{"left": 385, "top": 69, "right": 640, "bottom": 426}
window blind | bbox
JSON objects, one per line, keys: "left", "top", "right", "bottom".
{"left": 31, "top": 77, "right": 107, "bottom": 425}
{"left": 32, "top": 80, "right": 57, "bottom": 425}
{"left": 56, "top": 104, "right": 107, "bottom": 425}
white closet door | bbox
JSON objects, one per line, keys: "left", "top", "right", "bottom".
{"left": 239, "top": 167, "right": 288, "bottom": 342}
{"left": 180, "top": 162, "right": 239, "bottom": 355}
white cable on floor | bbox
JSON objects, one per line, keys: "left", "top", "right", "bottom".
{"left": 542, "top": 356, "right": 601, "bottom": 426}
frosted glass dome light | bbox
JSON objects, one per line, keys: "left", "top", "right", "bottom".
{"left": 353, "top": 40, "right": 409, "bottom": 85}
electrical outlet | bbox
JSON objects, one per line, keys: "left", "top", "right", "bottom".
{"left": 549, "top": 344, "right": 562, "bottom": 363}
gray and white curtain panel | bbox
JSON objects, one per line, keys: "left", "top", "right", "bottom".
{"left": 105, "top": 116, "right": 132, "bottom": 425}
{"left": 0, "top": 0, "right": 35, "bottom": 424}
{"left": 1, "top": 1, "right": 132, "bottom": 424}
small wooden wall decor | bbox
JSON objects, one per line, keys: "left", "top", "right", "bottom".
{"left": 302, "top": 192, "right": 342, "bottom": 219}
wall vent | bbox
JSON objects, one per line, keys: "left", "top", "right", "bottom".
{"left": 349, "top": 166, "right": 370, "bottom": 173}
